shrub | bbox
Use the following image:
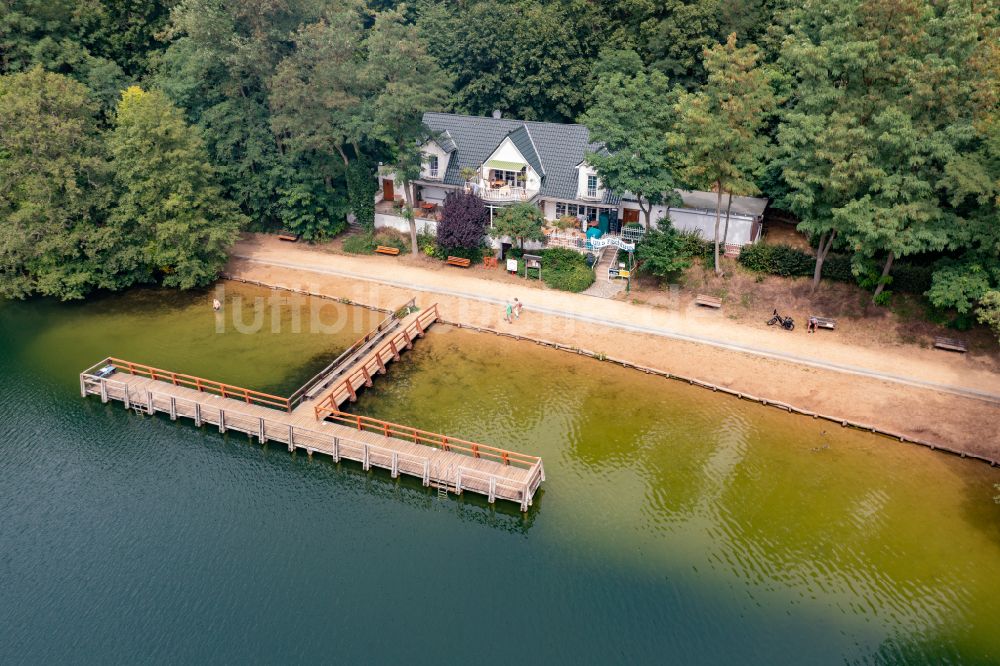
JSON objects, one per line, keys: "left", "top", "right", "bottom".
{"left": 820, "top": 253, "right": 854, "bottom": 282}
{"left": 737, "top": 243, "right": 776, "bottom": 272}
{"left": 416, "top": 230, "right": 437, "bottom": 257}
{"left": 675, "top": 229, "right": 711, "bottom": 259}
{"left": 770, "top": 245, "right": 814, "bottom": 277}
{"left": 635, "top": 227, "right": 691, "bottom": 278}
{"left": 539, "top": 248, "right": 595, "bottom": 292}
{"left": 437, "top": 191, "right": 488, "bottom": 250}
{"left": 373, "top": 228, "right": 409, "bottom": 252}
{"left": 545, "top": 262, "right": 594, "bottom": 292}
{"left": 343, "top": 233, "right": 376, "bottom": 254}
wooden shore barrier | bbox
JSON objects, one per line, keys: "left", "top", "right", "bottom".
{"left": 436, "top": 319, "right": 1000, "bottom": 468}
{"left": 78, "top": 302, "right": 545, "bottom": 511}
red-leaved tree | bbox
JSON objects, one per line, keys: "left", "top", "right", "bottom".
{"left": 436, "top": 191, "right": 488, "bottom": 251}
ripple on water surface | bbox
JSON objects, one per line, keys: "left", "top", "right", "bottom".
{"left": 1, "top": 291, "right": 999, "bottom": 664}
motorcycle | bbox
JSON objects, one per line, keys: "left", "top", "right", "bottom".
{"left": 767, "top": 309, "right": 795, "bottom": 331}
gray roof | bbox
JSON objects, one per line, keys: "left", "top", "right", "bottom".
{"left": 436, "top": 130, "right": 457, "bottom": 154}
{"left": 677, "top": 190, "right": 768, "bottom": 218}
{"left": 422, "top": 112, "right": 599, "bottom": 201}
{"left": 506, "top": 125, "right": 545, "bottom": 177}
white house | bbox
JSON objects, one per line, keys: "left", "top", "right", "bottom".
{"left": 377, "top": 112, "right": 767, "bottom": 253}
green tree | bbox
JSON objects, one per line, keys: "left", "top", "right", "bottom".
{"left": 418, "top": 0, "right": 592, "bottom": 122}
{"left": 0, "top": 67, "right": 110, "bottom": 299}
{"left": 775, "top": 0, "right": 999, "bottom": 300}
{"left": 491, "top": 203, "right": 545, "bottom": 251}
{"left": 978, "top": 291, "right": 1000, "bottom": 343}
{"left": 635, "top": 224, "right": 692, "bottom": 279}
{"left": 671, "top": 34, "right": 776, "bottom": 275}
{"left": 367, "top": 8, "right": 452, "bottom": 255}
{"left": 581, "top": 49, "right": 679, "bottom": 230}
{"left": 107, "top": 86, "right": 245, "bottom": 289}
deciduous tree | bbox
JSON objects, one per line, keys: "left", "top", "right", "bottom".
{"left": 491, "top": 203, "right": 544, "bottom": 251}
{"left": 0, "top": 68, "right": 110, "bottom": 299}
{"left": 671, "top": 34, "right": 775, "bottom": 275}
{"left": 581, "top": 49, "right": 680, "bottom": 231}
{"left": 107, "top": 86, "right": 245, "bottom": 289}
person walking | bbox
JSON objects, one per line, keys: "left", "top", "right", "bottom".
{"left": 504, "top": 300, "right": 513, "bottom": 324}
{"left": 513, "top": 298, "right": 522, "bottom": 320}
{"left": 212, "top": 298, "right": 221, "bottom": 311}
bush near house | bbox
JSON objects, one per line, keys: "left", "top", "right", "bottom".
{"left": 343, "top": 229, "right": 410, "bottom": 255}
{"left": 738, "top": 243, "right": 933, "bottom": 294}
{"left": 437, "top": 191, "right": 488, "bottom": 255}
{"left": 516, "top": 247, "right": 595, "bottom": 292}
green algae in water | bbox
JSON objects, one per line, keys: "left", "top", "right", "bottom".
{"left": 347, "top": 326, "right": 1000, "bottom": 661}
{"left": 1, "top": 289, "right": 999, "bottom": 663}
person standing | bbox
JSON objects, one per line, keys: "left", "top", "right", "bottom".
{"left": 212, "top": 298, "right": 221, "bottom": 311}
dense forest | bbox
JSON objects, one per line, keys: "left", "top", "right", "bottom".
{"left": 0, "top": 0, "right": 997, "bottom": 328}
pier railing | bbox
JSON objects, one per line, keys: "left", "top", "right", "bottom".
{"left": 318, "top": 409, "right": 542, "bottom": 470}
{"left": 287, "top": 307, "right": 402, "bottom": 408}
{"left": 105, "top": 357, "right": 292, "bottom": 411}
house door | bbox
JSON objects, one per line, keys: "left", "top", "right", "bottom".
{"left": 382, "top": 179, "right": 394, "bottom": 201}
{"left": 622, "top": 208, "right": 640, "bottom": 224}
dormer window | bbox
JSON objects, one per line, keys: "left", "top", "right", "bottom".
{"left": 428, "top": 155, "right": 439, "bottom": 178}
{"left": 587, "top": 174, "right": 599, "bottom": 198}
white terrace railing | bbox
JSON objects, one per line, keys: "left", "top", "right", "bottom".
{"left": 479, "top": 186, "right": 532, "bottom": 202}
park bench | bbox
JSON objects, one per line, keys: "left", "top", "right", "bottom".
{"left": 809, "top": 315, "right": 837, "bottom": 330}
{"left": 446, "top": 256, "right": 471, "bottom": 268}
{"left": 375, "top": 245, "right": 400, "bottom": 256}
{"left": 934, "top": 336, "right": 967, "bottom": 353}
{"left": 695, "top": 294, "right": 722, "bottom": 309}
{"left": 277, "top": 230, "right": 300, "bottom": 242}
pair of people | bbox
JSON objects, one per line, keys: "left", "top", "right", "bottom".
{"left": 504, "top": 298, "right": 522, "bottom": 324}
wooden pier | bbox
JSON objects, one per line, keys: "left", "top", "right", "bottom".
{"left": 79, "top": 304, "right": 544, "bottom": 510}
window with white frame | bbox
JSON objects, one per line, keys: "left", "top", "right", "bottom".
{"left": 587, "top": 174, "right": 598, "bottom": 198}
{"left": 428, "top": 155, "right": 439, "bottom": 178}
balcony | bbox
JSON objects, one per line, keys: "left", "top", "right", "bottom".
{"left": 480, "top": 184, "right": 533, "bottom": 202}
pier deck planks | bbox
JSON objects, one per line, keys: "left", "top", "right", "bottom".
{"left": 82, "top": 371, "right": 542, "bottom": 510}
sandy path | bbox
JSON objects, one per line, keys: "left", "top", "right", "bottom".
{"left": 226, "top": 235, "right": 1000, "bottom": 461}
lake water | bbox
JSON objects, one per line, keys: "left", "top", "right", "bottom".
{"left": 2, "top": 283, "right": 998, "bottom": 664}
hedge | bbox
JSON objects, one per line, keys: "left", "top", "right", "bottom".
{"left": 737, "top": 243, "right": 933, "bottom": 294}
{"left": 515, "top": 247, "right": 595, "bottom": 292}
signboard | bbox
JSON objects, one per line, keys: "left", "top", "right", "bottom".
{"left": 506, "top": 258, "right": 518, "bottom": 273}
{"left": 619, "top": 269, "right": 631, "bottom": 279}
{"left": 523, "top": 253, "right": 542, "bottom": 279}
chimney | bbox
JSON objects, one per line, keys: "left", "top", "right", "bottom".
{"left": 492, "top": 110, "right": 502, "bottom": 119}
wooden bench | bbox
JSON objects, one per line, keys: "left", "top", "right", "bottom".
{"left": 375, "top": 245, "right": 400, "bottom": 256}
{"left": 695, "top": 294, "right": 722, "bottom": 309}
{"left": 934, "top": 336, "right": 967, "bottom": 353}
{"left": 446, "top": 256, "right": 471, "bottom": 268}
{"left": 277, "top": 230, "right": 300, "bottom": 242}
{"left": 808, "top": 315, "right": 837, "bottom": 330}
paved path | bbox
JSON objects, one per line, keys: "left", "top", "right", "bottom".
{"left": 232, "top": 250, "right": 1000, "bottom": 405}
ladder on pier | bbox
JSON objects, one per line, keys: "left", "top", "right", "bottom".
{"left": 435, "top": 463, "right": 454, "bottom": 499}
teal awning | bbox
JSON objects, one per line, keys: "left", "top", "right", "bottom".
{"left": 484, "top": 159, "right": 526, "bottom": 171}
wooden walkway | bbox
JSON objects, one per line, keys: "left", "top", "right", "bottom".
{"left": 300, "top": 305, "right": 439, "bottom": 414}
{"left": 79, "top": 304, "right": 545, "bottom": 510}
